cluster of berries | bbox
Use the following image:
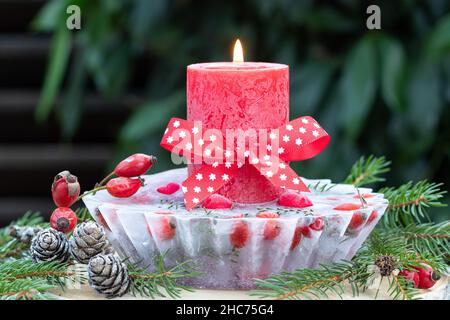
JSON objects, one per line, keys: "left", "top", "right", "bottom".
{"left": 399, "top": 263, "right": 440, "bottom": 289}
{"left": 50, "top": 154, "right": 156, "bottom": 233}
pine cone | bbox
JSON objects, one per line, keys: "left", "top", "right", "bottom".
{"left": 30, "top": 228, "right": 71, "bottom": 263}
{"left": 88, "top": 254, "right": 130, "bottom": 298}
{"left": 375, "top": 255, "right": 397, "bottom": 276}
{"left": 70, "top": 221, "right": 108, "bottom": 263}
{"left": 8, "top": 225, "right": 42, "bottom": 244}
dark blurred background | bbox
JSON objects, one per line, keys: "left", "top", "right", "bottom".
{"left": 0, "top": 0, "right": 449, "bottom": 226}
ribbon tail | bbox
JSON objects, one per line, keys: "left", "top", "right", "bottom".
{"left": 252, "top": 160, "right": 310, "bottom": 193}
{"left": 182, "top": 164, "right": 239, "bottom": 210}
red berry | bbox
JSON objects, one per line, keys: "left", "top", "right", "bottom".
{"left": 106, "top": 177, "right": 142, "bottom": 198}
{"left": 367, "top": 210, "right": 378, "bottom": 224}
{"left": 50, "top": 207, "right": 77, "bottom": 233}
{"left": 334, "top": 203, "right": 362, "bottom": 211}
{"left": 155, "top": 217, "right": 176, "bottom": 241}
{"left": 230, "top": 213, "right": 245, "bottom": 218}
{"left": 399, "top": 269, "right": 420, "bottom": 288}
{"left": 156, "top": 182, "right": 180, "bottom": 195}
{"left": 415, "top": 263, "right": 439, "bottom": 289}
{"left": 114, "top": 153, "right": 156, "bottom": 177}
{"left": 51, "top": 171, "right": 80, "bottom": 207}
{"left": 348, "top": 212, "right": 365, "bottom": 230}
{"left": 278, "top": 192, "right": 313, "bottom": 208}
{"left": 300, "top": 226, "right": 312, "bottom": 238}
{"left": 203, "top": 194, "right": 233, "bottom": 209}
{"left": 263, "top": 220, "right": 281, "bottom": 240}
{"left": 290, "top": 226, "right": 302, "bottom": 250}
{"left": 256, "top": 212, "right": 279, "bottom": 218}
{"left": 230, "top": 220, "right": 250, "bottom": 248}
{"left": 309, "top": 217, "right": 324, "bottom": 231}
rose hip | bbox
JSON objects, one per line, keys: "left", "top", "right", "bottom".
{"left": 309, "top": 217, "right": 324, "bottom": 231}
{"left": 334, "top": 203, "right": 362, "bottom": 211}
{"left": 263, "top": 220, "right": 281, "bottom": 240}
{"left": 256, "top": 212, "right": 279, "bottom": 219}
{"left": 230, "top": 220, "right": 250, "bottom": 248}
{"left": 348, "top": 212, "right": 365, "bottom": 230}
{"left": 203, "top": 194, "right": 233, "bottom": 209}
{"left": 290, "top": 226, "right": 302, "bottom": 250}
{"left": 51, "top": 171, "right": 80, "bottom": 207}
{"left": 106, "top": 177, "right": 142, "bottom": 198}
{"left": 50, "top": 207, "right": 77, "bottom": 233}
{"left": 367, "top": 210, "right": 378, "bottom": 224}
{"left": 114, "top": 153, "right": 157, "bottom": 177}
{"left": 278, "top": 192, "right": 313, "bottom": 208}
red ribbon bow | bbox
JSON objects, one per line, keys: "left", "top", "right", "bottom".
{"left": 161, "top": 116, "right": 330, "bottom": 210}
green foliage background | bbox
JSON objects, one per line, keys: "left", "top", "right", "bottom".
{"left": 34, "top": 0, "right": 449, "bottom": 219}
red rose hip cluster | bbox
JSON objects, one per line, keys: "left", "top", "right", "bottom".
{"left": 49, "top": 153, "right": 156, "bottom": 233}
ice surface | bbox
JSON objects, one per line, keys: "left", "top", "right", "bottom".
{"left": 83, "top": 168, "right": 388, "bottom": 289}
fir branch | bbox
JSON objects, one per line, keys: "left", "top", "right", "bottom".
{"left": 383, "top": 222, "right": 450, "bottom": 257}
{"left": 380, "top": 181, "right": 447, "bottom": 227}
{"left": 344, "top": 155, "right": 391, "bottom": 187}
{"left": 128, "top": 255, "right": 201, "bottom": 299}
{"left": 250, "top": 262, "right": 360, "bottom": 300}
{"left": 388, "top": 274, "right": 420, "bottom": 300}
{"left": 0, "top": 259, "right": 84, "bottom": 300}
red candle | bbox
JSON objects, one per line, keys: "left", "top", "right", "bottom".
{"left": 187, "top": 40, "right": 289, "bottom": 204}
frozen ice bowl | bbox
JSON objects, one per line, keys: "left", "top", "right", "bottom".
{"left": 83, "top": 168, "right": 388, "bottom": 289}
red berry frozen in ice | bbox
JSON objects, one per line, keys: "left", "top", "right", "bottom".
{"left": 348, "top": 212, "right": 365, "bottom": 230}
{"left": 203, "top": 194, "right": 233, "bottom": 209}
{"left": 333, "top": 203, "right": 362, "bottom": 211}
{"left": 114, "top": 153, "right": 157, "bottom": 177}
{"left": 416, "top": 263, "right": 440, "bottom": 289}
{"left": 367, "top": 210, "right": 378, "bottom": 224}
{"left": 51, "top": 171, "right": 80, "bottom": 207}
{"left": 300, "top": 225, "right": 312, "bottom": 238}
{"left": 278, "top": 192, "right": 313, "bottom": 208}
{"left": 399, "top": 269, "right": 420, "bottom": 288}
{"left": 290, "top": 225, "right": 303, "bottom": 250}
{"left": 256, "top": 212, "right": 279, "bottom": 219}
{"left": 106, "top": 177, "right": 142, "bottom": 198}
{"left": 156, "top": 182, "right": 180, "bottom": 195}
{"left": 50, "top": 207, "right": 77, "bottom": 233}
{"left": 263, "top": 220, "right": 281, "bottom": 240}
{"left": 309, "top": 217, "right": 324, "bottom": 231}
{"left": 155, "top": 217, "right": 176, "bottom": 241}
{"left": 230, "top": 220, "right": 250, "bottom": 248}
{"left": 230, "top": 213, "right": 245, "bottom": 219}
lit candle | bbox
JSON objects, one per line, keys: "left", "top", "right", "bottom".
{"left": 187, "top": 40, "right": 289, "bottom": 204}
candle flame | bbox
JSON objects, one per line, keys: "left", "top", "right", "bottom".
{"left": 233, "top": 39, "right": 244, "bottom": 63}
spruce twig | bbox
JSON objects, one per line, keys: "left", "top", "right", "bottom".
{"left": 380, "top": 181, "right": 447, "bottom": 227}
{"left": 344, "top": 155, "right": 391, "bottom": 187}
{"left": 128, "top": 255, "right": 202, "bottom": 299}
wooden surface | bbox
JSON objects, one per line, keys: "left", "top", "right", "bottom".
{"left": 54, "top": 276, "right": 449, "bottom": 300}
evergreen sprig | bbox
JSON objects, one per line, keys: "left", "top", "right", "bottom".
{"left": 250, "top": 262, "right": 355, "bottom": 300}
{"left": 344, "top": 155, "right": 391, "bottom": 187}
{"left": 0, "top": 259, "right": 82, "bottom": 300}
{"left": 380, "top": 181, "right": 447, "bottom": 227}
{"left": 128, "top": 255, "right": 201, "bottom": 299}
{"left": 383, "top": 222, "right": 450, "bottom": 257}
